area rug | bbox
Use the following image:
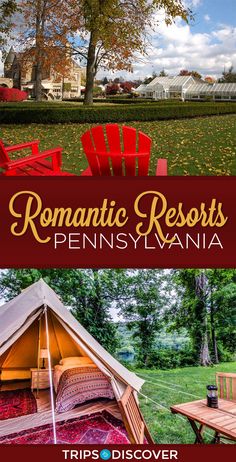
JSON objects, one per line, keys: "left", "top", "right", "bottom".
{"left": 0, "top": 388, "right": 37, "bottom": 421}
{"left": 0, "top": 411, "right": 130, "bottom": 444}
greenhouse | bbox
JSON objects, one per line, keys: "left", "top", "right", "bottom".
{"left": 210, "top": 83, "right": 236, "bottom": 101}
{"left": 184, "top": 83, "right": 212, "bottom": 100}
{"left": 137, "top": 77, "right": 236, "bottom": 101}
{"left": 184, "top": 82, "right": 236, "bottom": 101}
{"left": 136, "top": 75, "right": 194, "bottom": 100}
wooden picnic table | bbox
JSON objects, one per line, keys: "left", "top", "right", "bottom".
{"left": 171, "top": 398, "right": 236, "bottom": 444}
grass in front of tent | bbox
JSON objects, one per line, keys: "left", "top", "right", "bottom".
{"left": 0, "top": 114, "right": 235, "bottom": 175}
{"left": 135, "top": 362, "right": 236, "bottom": 444}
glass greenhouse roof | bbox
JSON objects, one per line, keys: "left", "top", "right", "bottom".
{"left": 185, "top": 83, "right": 211, "bottom": 94}
{"left": 185, "top": 82, "right": 236, "bottom": 95}
{"left": 212, "top": 83, "right": 236, "bottom": 94}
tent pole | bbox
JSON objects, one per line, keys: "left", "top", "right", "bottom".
{"left": 36, "top": 316, "right": 41, "bottom": 399}
{"left": 44, "top": 304, "right": 57, "bottom": 445}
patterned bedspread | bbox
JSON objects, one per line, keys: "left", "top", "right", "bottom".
{"left": 55, "top": 366, "right": 114, "bottom": 413}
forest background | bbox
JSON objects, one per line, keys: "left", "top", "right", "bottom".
{"left": 0, "top": 268, "right": 235, "bottom": 370}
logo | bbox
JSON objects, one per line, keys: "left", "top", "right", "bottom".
{"left": 100, "top": 449, "right": 111, "bottom": 460}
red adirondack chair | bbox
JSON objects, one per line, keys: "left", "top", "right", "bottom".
{"left": 0, "top": 139, "right": 75, "bottom": 176}
{"left": 80, "top": 124, "right": 167, "bottom": 176}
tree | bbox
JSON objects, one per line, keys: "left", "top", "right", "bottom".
{"left": 102, "top": 76, "right": 108, "bottom": 85}
{"left": 0, "top": 0, "right": 18, "bottom": 49}
{"left": 13, "top": 0, "right": 79, "bottom": 100}
{"left": 169, "top": 269, "right": 236, "bottom": 366}
{"left": 179, "top": 69, "right": 189, "bottom": 76}
{"left": 195, "top": 271, "right": 212, "bottom": 366}
{"left": 0, "top": 268, "right": 125, "bottom": 353}
{"left": 174, "top": 270, "right": 212, "bottom": 366}
{"left": 159, "top": 69, "right": 168, "bottom": 76}
{"left": 74, "top": 0, "right": 191, "bottom": 105}
{"left": 71, "top": 269, "right": 123, "bottom": 353}
{"left": 207, "top": 270, "right": 236, "bottom": 361}
{"left": 168, "top": 270, "right": 212, "bottom": 366}
{"left": 143, "top": 71, "right": 157, "bottom": 84}
{"left": 219, "top": 66, "right": 236, "bottom": 83}
{"left": 120, "top": 270, "right": 166, "bottom": 366}
{"left": 179, "top": 69, "right": 202, "bottom": 79}
{"left": 214, "top": 283, "right": 236, "bottom": 354}
{"left": 204, "top": 76, "right": 215, "bottom": 84}
{"left": 191, "top": 70, "right": 202, "bottom": 79}
{"left": 10, "top": 1, "right": 190, "bottom": 103}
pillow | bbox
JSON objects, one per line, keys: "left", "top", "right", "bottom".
{"left": 59, "top": 356, "right": 93, "bottom": 366}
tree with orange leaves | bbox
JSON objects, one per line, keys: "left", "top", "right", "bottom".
{"left": 14, "top": 0, "right": 80, "bottom": 100}
{"left": 73, "top": 0, "right": 192, "bottom": 105}
{"left": 12, "top": 0, "right": 192, "bottom": 103}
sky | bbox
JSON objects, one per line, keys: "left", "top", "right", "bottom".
{"left": 99, "top": 0, "right": 236, "bottom": 80}
{"left": 0, "top": 0, "right": 235, "bottom": 80}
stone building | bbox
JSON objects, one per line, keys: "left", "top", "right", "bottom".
{"left": 3, "top": 47, "right": 86, "bottom": 99}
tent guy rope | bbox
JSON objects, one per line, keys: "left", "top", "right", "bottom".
{"left": 137, "top": 375, "right": 202, "bottom": 399}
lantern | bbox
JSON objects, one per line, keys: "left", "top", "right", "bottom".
{"left": 206, "top": 385, "right": 218, "bottom": 408}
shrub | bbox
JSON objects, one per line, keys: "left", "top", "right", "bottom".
{"left": 106, "top": 83, "right": 121, "bottom": 95}
{"left": 0, "top": 87, "right": 28, "bottom": 102}
{"left": 137, "top": 348, "right": 198, "bottom": 370}
{"left": 216, "top": 344, "right": 235, "bottom": 362}
{"left": 93, "top": 86, "right": 105, "bottom": 97}
{"left": 120, "top": 82, "right": 133, "bottom": 94}
{"left": 0, "top": 101, "right": 235, "bottom": 124}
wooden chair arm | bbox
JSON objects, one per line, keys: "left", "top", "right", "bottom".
{"left": 5, "top": 148, "right": 63, "bottom": 170}
{"left": 5, "top": 140, "right": 40, "bottom": 154}
{"left": 156, "top": 158, "right": 167, "bottom": 176}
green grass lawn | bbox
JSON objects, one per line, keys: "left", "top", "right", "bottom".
{"left": 1, "top": 114, "right": 236, "bottom": 175}
{"left": 134, "top": 362, "right": 236, "bottom": 444}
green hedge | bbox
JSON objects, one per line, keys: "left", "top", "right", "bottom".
{"left": 63, "top": 97, "right": 156, "bottom": 104}
{"left": 62, "top": 97, "right": 184, "bottom": 104}
{"left": 0, "top": 102, "right": 235, "bottom": 124}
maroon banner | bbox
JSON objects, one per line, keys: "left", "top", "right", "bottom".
{"left": 0, "top": 444, "right": 235, "bottom": 462}
{"left": 0, "top": 177, "right": 235, "bottom": 268}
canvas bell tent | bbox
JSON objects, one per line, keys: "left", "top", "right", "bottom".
{"left": 0, "top": 279, "right": 153, "bottom": 444}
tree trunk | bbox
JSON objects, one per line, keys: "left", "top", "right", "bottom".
{"left": 35, "top": 62, "right": 42, "bottom": 101}
{"left": 92, "top": 269, "right": 102, "bottom": 321}
{"left": 210, "top": 299, "right": 219, "bottom": 363}
{"left": 84, "top": 32, "right": 96, "bottom": 106}
{"left": 200, "top": 317, "right": 212, "bottom": 366}
{"left": 195, "top": 271, "right": 212, "bottom": 366}
{"left": 34, "top": 0, "right": 45, "bottom": 102}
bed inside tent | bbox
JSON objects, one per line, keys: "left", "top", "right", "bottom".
{"left": 0, "top": 279, "right": 153, "bottom": 444}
